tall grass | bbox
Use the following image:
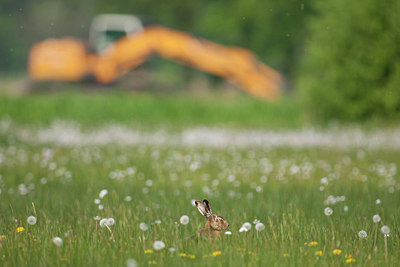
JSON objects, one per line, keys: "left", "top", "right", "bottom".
{"left": 0, "top": 144, "right": 399, "bottom": 266}
{"left": 0, "top": 90, "right": 301, "bottom": 130}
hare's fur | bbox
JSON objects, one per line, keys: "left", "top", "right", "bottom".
{"left": 195, "top": 199, "right": 229, "bottom": 237}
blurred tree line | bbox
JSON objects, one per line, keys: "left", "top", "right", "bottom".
{"left": 0, "top": 0, "right": 399, "bottom": 121}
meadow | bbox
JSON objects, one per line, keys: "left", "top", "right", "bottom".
{"left": 0, "top": 91, "right": 399, "bottom": 266}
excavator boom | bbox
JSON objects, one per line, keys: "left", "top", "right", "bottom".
{"left": 29, "top": 26, "right": 282, "bottom": 100}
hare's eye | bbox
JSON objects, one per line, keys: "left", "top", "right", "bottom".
{"left": 218, "top": 218, "right": 223, "bottom": 222}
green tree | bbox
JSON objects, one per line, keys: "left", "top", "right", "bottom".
{"left": 298, "top": 0, "right": 400, "bottom": 121}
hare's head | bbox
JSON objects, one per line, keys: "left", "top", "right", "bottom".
{"left": 195, "top": 199, "right": 229, "bottom": 231}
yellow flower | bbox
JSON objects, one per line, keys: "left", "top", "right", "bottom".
{"left": 345, "top": 253, "right": 352, "bottom": 258}
{"left": 0, "top": 235, "right": 6, "bottom": 240}
{"left": 308, "top": 241, "right": 318, "bottom": 247}
{"left": 333, "top": 249, "right": 342, "bottom": 255}
{"left": 17, "top": 227, "right": 25, "bottom": 233}
{"left": 179, "top": 253, "right": 187, "bottom": 257}
{"left": 315, "top": 250, "right": 323, "bottom": 256}
{"left": 346, "top": 258, "right": 356, "bottom": 263}
{"left": 144, "top": 249, "right": 153, "bottom": 254}
{"left": 147, "top": 260, "right": 157, "bottom": 265}
{"left": 212, "top": 251, "right": 222, "bottom": 256}
{"left": 283, "top": 253, "right": 290, "bottom": 257}
{"left": 189, "top": 254, "right": 196, "bottom": 259}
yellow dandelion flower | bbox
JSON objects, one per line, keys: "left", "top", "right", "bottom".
{"left": 189, "top": 254, "right": 196, "bottom": 259}
{"left": 144, "top": 249, "right": 153, "bottom": 254}
{"left": 283, "top": 253, "right": 290, "bottom": 257}
{"left": 345, "top": 253, "right": 352, "bottom": 258}
{"left": 346, "top": 258, "right": 356, "bottom": 263}
{"left": 0, "top": 235, "right": 6, "bottom": 240}
{"left": 179, "top": 253, "right": 187, "bottom": 257}
{"left": 308, "top": 241, "right": 318, "bottom": 247}
{"left": 213, "top": 251, "right": 222, "bottom": 256}
{"left": 17, "top": 227, "right": 25, "bottom": 233}
{"left": 147, "top": 260, "right": 157, "bottom": 265}
{"left": 333, "top": 249, "right": 342, "bottom": 255}
{"left": 315, "top": 250, "right": 323, "bottom": 256}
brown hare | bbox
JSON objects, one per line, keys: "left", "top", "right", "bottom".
{"left": 195, "top": 199, "right": 229, "bottom": 237}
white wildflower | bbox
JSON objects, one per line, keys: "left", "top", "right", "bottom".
{"left": 99, "top": 189, "right": 108, "bottom": 199}
{"left": 225, "top": 231, "right": 232, "bottom": 235}
{"left": 255, "top": 222, "right": 265, "bottom": 231}
{"left": 180, "top": 215, "right": 189, "bottom": 225}
{"left": 344, "top": 205, "right": 349, "bottom": 212}
{"left": 376, "top": 199, "right": 381, "bottom": 205}
{"left": 239, "top": 227, "right": 248, "bottom": 232}
{"left": 381, "top": 225, "right": 390, "bottom": 235}
{"left": 124, "top": 196, "right": 132, "bottom": 202}
{"left": 126, "top": 259, "right": 138, "bottom": 267}
{"left": 27, "top": 216, "right": 37, "bottom": 225}
{"left": 52, "top": 237, "right": 63, "bottom": 247}
{"left": 94, "top": 199, "right": 101, "bottom": 204}
{"left": 98, "top": 205, "right": 104, "bottom": 210}
{"left": 324, "top": 207, "right": 333, "bottom": 216}
{"left": 139, "top": 222, "right": 148, "bottom": 231}
{"left": 106, "top": 218, "right": 115, "bottom": 226}
{"left": 358, "top": 230, "right": 367, "bottom": 239}
{"left": 93, "top": 216, "right": 101, "bottom": 221}
{"left": 153, "top": 240, "right": 165, "bottom": 250}
{"left": 99, "top": 218, "right": 107, "bottom": 228}
{"left": 154, "top": 219, "right": 161, "bottom": 224}
{"left": 372, "top": 214, "right": 381, "bottom": 223}
{"left": 168, "top": 247, "right": 176, "bottom": 252}
{"left": 242, "top": 222, "right": 252, "bottom": 231}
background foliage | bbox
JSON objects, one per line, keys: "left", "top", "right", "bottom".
{"left": 0, "top": 0, "right": 399, "bottom": 122}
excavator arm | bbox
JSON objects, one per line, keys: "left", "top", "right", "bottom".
{"left": 29, "top": 26, "right": 282, "bottom": 100}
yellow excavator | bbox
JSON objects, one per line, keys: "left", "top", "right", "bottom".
{"left": 28, "top": 14, "right": 282, "bottom": 100}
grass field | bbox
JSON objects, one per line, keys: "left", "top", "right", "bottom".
{"left": 0, "top": 90, "right": 399, "bottom": 266}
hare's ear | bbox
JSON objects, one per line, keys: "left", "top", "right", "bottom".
{"left": 195, "top": 200, "right": 207, "bottom": 216}
{"left": 203, "top": 199, "right": 213, "bottom": 214}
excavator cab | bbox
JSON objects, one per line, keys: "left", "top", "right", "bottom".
{"left": 89, "top": 14, "right": 143, "bottom": 52}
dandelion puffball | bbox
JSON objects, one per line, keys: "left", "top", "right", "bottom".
{"left": 27, "top": 216, "right": 37, "bottom": 225}
{"left": 153, "top": 240, "right": 166, "bottom": 250}
{"left": 372, "top": 214, "right": 381, "bottom": 223}
{"left": 180, "top": 215, "right": 189, "bottom": 225}
{"left": 139, "top": 222, "right": 148, "bottom": 231}
{"left": 324, "top": 207, "right": 333, "bottom": 216}
{"left": 94, "top": 199, "right": 101, "bottom": 204}
{"left": 358, "top": 230, "right": 367, "bottom": 239}
{"left": 99, "top": 218, "right": 107, "bottom": 228}
{"left": 242, "top": 222, "right": 252, "bottom": 230}
{"left": 381, "top": 225, "right": 390, "bottom": 235}
{"left": 99, "top": 189, "right": 108, "bottom": 199}
{"left": 52, "top": 237, "right": 63, "bottom": 247}
{"left": 225, "top": 231, "right": 232, "bottom": 235}
{"left": 126, "top": 259, "right": 138, "bottom": 267}
{"left": 376, "top": 199, "right": 381, "bottom": 205}
{"left": 255, "top": 222, "right": 265, "bottom": 231}
{"left": 106, "top": 218, "right": 115, "bottom": 226}
{"left": 239, "top": 227, "right": 248, "bottom": 232}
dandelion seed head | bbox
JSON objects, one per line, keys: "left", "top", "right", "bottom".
{"left": 126, "top": 259, "right": 138, "bottom": 267}
{"left": 381, "top": 225, "right": 390, "bottom": 235}
{"left": 27, "top": 216, "right": 37, "bottom": 225}
{"left": 179, "top": 215, "right": 189, "bottom": 225}
{"left": 106, "top": 218, "right": 115, "bottom": 226}
{"left": 124, "top": 196, "right": 132, "bottom": 202}
{"left": 358, "top": 230, "right": 367, "bottom": 239}
{"left": 242, "top": 222, "right": 252, "bottom": 230}
{"left": 52, "top": 237, "right": 63, "bottom": 247}
{"left": 168, "top": 247, "right": 176, "bottom": 252}
{"left": 376, "top": 199, "right": 381, "bottom": 205}
{"left": 139, "top": 222, "right": 148, "bottom": 231}
{"left": 99, "top": 218, "right": 107, "bottom": 228}
{"left": 239, "top": 227, "right": 248, "bottom": 232}
{"left": 94, "top": 199, "right": 100, "bottom": 204}
{"left": 372, "top": 214, "right": 381, "bottom": 223}
{"left": 225, "top": 231, "right": 232, "bottom": 235}
{"left": 324, "top": 207, "right": 333, "bottom": 216}
{"left": 255, "top": 222, "right": 265, "bottom": 231}
{"left": 98, "top": 204, "right": 104, "bottom": 210}
{"left": 153, "top": 240, "right": 165, "bottom": 250}
{"left": 99, "top": 189, "right": 108, "bottom": 199}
